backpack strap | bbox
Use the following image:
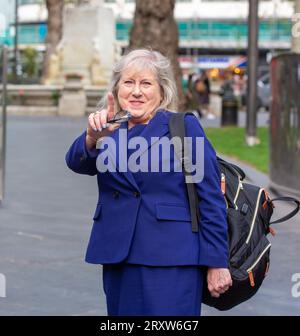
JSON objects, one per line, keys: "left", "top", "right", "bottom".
{"left": 217, "top": 156, "right": 246, "bottom": 180}
{"left": 269, "top": 196, "right": 300, "bottom": 225}
{"left": 169, "top": 112, "right": 200, "bottom": 233}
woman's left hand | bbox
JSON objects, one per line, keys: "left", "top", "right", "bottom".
{"left": 207, "top": 268, "right": 232, "bottom": 298}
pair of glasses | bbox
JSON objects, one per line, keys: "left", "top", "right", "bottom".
{"left": 106, "top": 110, "right": 132, "bottom": 124}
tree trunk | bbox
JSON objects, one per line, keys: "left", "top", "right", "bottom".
{"left": 42, "top": 0, "right": 64, "bottom": 83}
{"left": 129, "top": 0, "right": 186, "bottom": 111}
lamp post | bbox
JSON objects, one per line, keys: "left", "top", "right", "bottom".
{"left": 13, "top": 0, "right": 19, "bottom": 83}
{"left": 246, "top": 0, "right": 260, "bottom": 146}
{"left": 0, "top": 46, "right": 8, "bottom": 203}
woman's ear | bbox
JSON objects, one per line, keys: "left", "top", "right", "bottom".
{"left": 160, "top": 87, "right": 164, "bottom": 103}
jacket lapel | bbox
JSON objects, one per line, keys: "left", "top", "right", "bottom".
{"left": 108, "top": 122, "right": 139, "bottom": 191}
{"left": 136, "top": 110, "right": 170, "bottom": 155}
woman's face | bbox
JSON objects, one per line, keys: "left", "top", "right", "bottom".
{"left": 117, "top": 67, "right": 162, "bottom": 124}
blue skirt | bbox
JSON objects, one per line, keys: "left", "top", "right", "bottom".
{"left": 102, "top": 264, "right": 204, "bottom": 316}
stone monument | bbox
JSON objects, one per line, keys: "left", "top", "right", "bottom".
{"left": 60, "top": 0, "right": 115, "bottom": 86}
{"left": 54, "top": 0, "right": 116, "bottom": 116}
{"left": 58, "top": 73, "right": 87, "bottom": 117}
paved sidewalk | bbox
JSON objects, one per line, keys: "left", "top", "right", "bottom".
{"left": 0, "top": 115, "right": 299, "bottom": 316}
{"left": 199, "top": 109, "right": 270, "bottom": 128}
{"left": 0, "top": 115, "right": 105, "bottom": 315}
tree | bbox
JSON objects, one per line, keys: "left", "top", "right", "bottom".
{"left": 42, "top": 0, "right": 64, "bottom": 83}
{"left": 129, "top": 0, "right": 186, "bottom": 111}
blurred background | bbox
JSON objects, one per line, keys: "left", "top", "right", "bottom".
{"left": 0, "top": 0, "right": 295, "bottom": 112}
{"left": 0, "top": 0, "right": 299, "bottom": 316}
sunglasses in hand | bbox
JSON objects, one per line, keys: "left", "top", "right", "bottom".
{"left": 106, "top": 110, "right": 132, "bottom": 124}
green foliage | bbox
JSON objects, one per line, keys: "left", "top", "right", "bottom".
{"left": 22, "top": 47, "right": 38, "bottom": 78}
{"left": 51, "top": 90, "right": 61, "bottom": 106}
{"left": 205, "top": 127, "right": 269, "bottom": 173}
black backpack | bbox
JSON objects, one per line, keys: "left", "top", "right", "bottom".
{"left": 169, "top": 112, "right": 300, "bottom": 311}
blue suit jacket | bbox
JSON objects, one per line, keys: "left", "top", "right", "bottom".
{"left": 65, "top": 110, "right": 229, "bottom": 267}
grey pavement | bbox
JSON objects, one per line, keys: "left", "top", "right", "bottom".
{"left": 0, "top": 115, "right": 105, "bottom": 316}
{"left": 0, "top": 113, "right": 299, "bottom": 316}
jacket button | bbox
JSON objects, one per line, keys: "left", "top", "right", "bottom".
{"left": 133, "top": 191, "right": 140, "bottom": 198}
{"left": 112, "top": 191, "right": 119, "bottom": 199}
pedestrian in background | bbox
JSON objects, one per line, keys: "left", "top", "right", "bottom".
{"left": 186, "top": 72, "right": 203, "bottom": 118}
{"left": 195, "top": 71, "right": 216, "bottom": 120}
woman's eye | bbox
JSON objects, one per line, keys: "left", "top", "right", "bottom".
{"left": 142, "top": 82, "right": 151, "bottom": 87}
{"left": 124, "top": 80, "right": 133, "bottom": 85}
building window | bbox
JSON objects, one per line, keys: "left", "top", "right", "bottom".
{"left": 19, "top": 0, "right": 44, "bottom": 5}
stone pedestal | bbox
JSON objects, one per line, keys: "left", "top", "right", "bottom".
{"left": 45, "top": 2, "right": 116, "bottom": 86}
{"left": 58, "top": 76, "right": 87, "bottom": 117}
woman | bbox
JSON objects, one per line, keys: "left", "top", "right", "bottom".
{"left": 185, "top": 72, "right": 203, "bottom": 118}
{"left": 195, "top": 71, "right": 215, "bottom": 119}
{"left": 65, "top": 49, "right": 232, "bottom": 316}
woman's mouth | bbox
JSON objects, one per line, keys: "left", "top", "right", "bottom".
{"left": 129, "top": 101, "right": 144, "bottom": 107}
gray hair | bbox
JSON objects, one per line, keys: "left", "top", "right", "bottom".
{"left": 97, "top": 49, "right": 178, "bottom": 114}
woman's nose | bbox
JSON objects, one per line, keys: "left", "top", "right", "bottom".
{"left": 132, "top": 84, "right": 142, "bottom": 96}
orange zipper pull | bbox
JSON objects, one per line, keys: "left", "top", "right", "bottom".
{"left": 221, "top": 173, "right": 226, "bottom": 195}
{"left": 248, "top": 271, "right": 255, "bottom": 287}
{"left": 262, "top": 189, "right": 269, "bottom": 209}
{"left": 269, "top": 227, "right": 276, "bottom": 236}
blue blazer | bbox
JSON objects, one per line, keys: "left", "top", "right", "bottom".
{"left": 65, "top": 110, "right": 229, "bottom": 267}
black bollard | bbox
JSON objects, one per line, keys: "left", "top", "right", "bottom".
{"left": 220, "top": 82, "right": 238, "bottom": 126}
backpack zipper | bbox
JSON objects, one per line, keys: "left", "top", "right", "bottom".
{"left": 233, "top": 180, "right": 243, "bottom": 210}
{"left": 220, "top": 173, "right": 229, "bottom": 208}
{"left": 245, "top": 188, "right": 264, "bottom": 244}
{"left": 221, "top": 173, "right": 226, "bottom": 194}
{"left": 246, "top": 243, "right": 272, "bottom": 287}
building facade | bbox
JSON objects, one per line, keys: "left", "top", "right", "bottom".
{"left": 0, "top": 0, "right": 295, "bottom": 73}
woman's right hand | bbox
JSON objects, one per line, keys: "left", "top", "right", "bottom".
{"left": 207, "top": 267, "right": 232, "bottom": 298}
{"left": 86, "top": 92, "right": 121, "bottom": 149}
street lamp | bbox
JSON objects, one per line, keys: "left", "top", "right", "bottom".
{"left": 13, "top": 0, "right": 19, "bottom": 83}
{"left": 246, "top": 0, "right": 260, "bottom": 146}
{"left": 0, "top": 46, "right": 8, "bottom": 203}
